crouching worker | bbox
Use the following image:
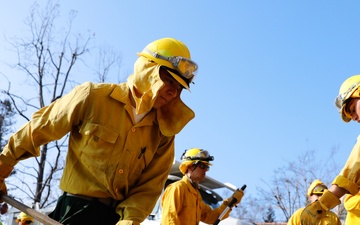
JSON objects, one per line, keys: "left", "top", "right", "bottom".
{"left": 288, "top": 179, "right": 341, "bottom": 225}
{"left": 16, "top": 212, "right": 34, "bottom": 225}
{"left": 161, "top": 148, "right": 244, "bottom": 225}
{"left": 0, "top": 37, "right": 198, "bottom": 225}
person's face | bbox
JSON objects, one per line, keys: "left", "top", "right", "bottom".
{"left": 152, "top": 68, "right": 182, "bottom": 109}
{"left": 346, "top": 98, "right": 360, "bottom": 122}
{"left": 19, "top": 221, "right": 32, "bottom": 225}
{"left": 188, "top": 162, "right": 209, "bottom": 183}
{"left": 309, "top": 193, "right": 322, "bottom": 203}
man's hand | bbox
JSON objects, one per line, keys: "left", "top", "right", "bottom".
{"left": 300, "top": 189, "right": 340, "bottom": 225}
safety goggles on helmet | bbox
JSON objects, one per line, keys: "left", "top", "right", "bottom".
{"left": 182, "top": 149, "right": 214, "bottom": 162}
{"left": 312, "top": 184, "right": 327, "bottom": 196}
{"left": 144, "top": 48, "right": 198, "bottom": 81}
{"left": 335, "top": 82, "right": 360, "bottom": 111}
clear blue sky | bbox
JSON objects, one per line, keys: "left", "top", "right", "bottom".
{"left": 1, "top": 0, "right": 360, "bottom": 203}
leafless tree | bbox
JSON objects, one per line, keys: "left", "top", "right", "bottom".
{"left": 257, "top": 147, "right": 345, "bottom": 222}
{"left": 0, "top": 99, "right": 16, "bottom": 149}
{"left": 232, "top": 194, "right": 266, "bottom": 224}
{"left": 93, "top": 44, "right": 123, "bottom": 83}
{"left": 1, "top": 1, "right": 93, "bottom": 209}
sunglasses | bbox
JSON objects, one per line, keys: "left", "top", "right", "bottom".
{"left": 195, "top": 162, "right": 210, "bottom": 170}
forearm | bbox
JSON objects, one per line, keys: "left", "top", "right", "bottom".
{"left": 329, "top": 184, "right": 348, "bottom": 198}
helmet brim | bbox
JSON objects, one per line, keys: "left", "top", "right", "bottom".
{"left": 166, "top": 69, "right": 190, "bottom": 91}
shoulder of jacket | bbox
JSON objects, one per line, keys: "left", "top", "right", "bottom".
{"left": 76, "top": 82, "right": 126, "bottom": 97}
{"left": 80, "top": 81, "right": 119, "bottom": 89}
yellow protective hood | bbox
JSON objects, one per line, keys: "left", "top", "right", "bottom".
{"left": 127, "top": 56, "right": 195, "bottom": 136}
{"left": 340, "top": 88, "right": 360, "bottom": 123}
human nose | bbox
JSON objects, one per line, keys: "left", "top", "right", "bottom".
{"left": 352, "top": 113, "right": 359, "bottom": 122}
{"left": 166, "top": 85, "right": 178, "bottom": 98}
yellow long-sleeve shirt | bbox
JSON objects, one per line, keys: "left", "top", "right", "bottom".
{"left": 288, "top": 207, "right": 341, "bottom": 225}
{"left": 0, "top": 82, "right": 176, "bottom": 224}
{"left": 161, "top": 176, "right": 228, "bottom": 225}
{"left": 333, "top": 135, "right": 360, "bottom": 195}
{"left": 344, "top": 192, "right": 360, "bottom": 225}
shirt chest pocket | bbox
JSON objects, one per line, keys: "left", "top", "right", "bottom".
{"left": 182, "top": 194, "right": 197, "bottom": 208}
{"left": 79, "top": 122, "right": 119, "bottom": 171}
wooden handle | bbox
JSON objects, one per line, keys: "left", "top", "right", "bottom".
{"left": 1, "top": 194, "right": 63, "bottom": 225}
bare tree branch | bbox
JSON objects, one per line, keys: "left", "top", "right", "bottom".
{"left": 257, "top": 148, "right": 342, "bottom": 222}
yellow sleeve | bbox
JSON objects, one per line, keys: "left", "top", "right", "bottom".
{"left": 200, "top": 200, "right": 226, "bottom": 224}
{"left": 119, "top": 137, "right": 174, "bottom": 223}
{"left": 287, "top": 208, "right": 302, "bottom": 225}
{"left": 0, "top": 82, "right": 90, "bottom": 166}
{"left": 344, "top": 193, "right": 360, "bottom": 215}
{"left": 334, "top": 135, "right": 360, "bottom": 195}
{"left": 161, "top": 183, "right": 183, "bottom": 225}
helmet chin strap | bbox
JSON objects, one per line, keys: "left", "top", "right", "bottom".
{"left": 186, "top": 164, "right": 198, "bottom": 177}
{"left": 192, "top": 162, "right": 199, "bottom": 171}
{"left": 185, "top": 164, "right": 196, "bottom": 176}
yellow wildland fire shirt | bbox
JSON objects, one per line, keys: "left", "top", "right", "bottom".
{"left": 344, "top": 192, "right": 360, "bottom": 225}
{"left": 287, "top": 207, "right": 341, "bottom": 225}
{"left": 334, "top": 135, "right": 360, "bottom": 195}
{"left": 0, "top": 80, "right": 194, "bottom": 224}
{"left": 161, "top": 176, "right": 229, "bottom": 225}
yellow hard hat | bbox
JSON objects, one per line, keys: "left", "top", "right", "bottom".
{"left": 335, "top": 75, "right": 360, "bottom": 122}
{"left": 307, "top": 179, "right": 328, "bottom": 197}
{"left": 179, "top": 148, "right": 214, "bottom": 174}
{"left": 137, "top": 37, "right": 198, "bottom": 90}
{"left": 15, "top": 212, "right": 34, "bottom": 223}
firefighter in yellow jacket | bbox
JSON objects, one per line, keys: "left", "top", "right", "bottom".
{"left": 161, "top": 148, "right": 244, "bottom": 225}
{"left": 301, "top": 74, "right": 360, "bottom": 224}
{"left": 344, "top": 192, "right": 360, "bottom": 224}
{"left": 0, "top": 37, "right": 198, "bottom": 225}
{"left": 288, "top": 180, "right": 341, "bottom": 225}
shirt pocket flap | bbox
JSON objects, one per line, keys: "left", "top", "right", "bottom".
{"left": 81, "top": 123, "right": 118, "bottom": 144}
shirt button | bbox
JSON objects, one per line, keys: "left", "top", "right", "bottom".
{"left": 93, "top": 136, "right": 99, "bottom": 142}
{"left": 131, "top": 127, "right": 136, "bottom": 132}
{"left": 118, "top": 169, "right": 124, "bottom": 174}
